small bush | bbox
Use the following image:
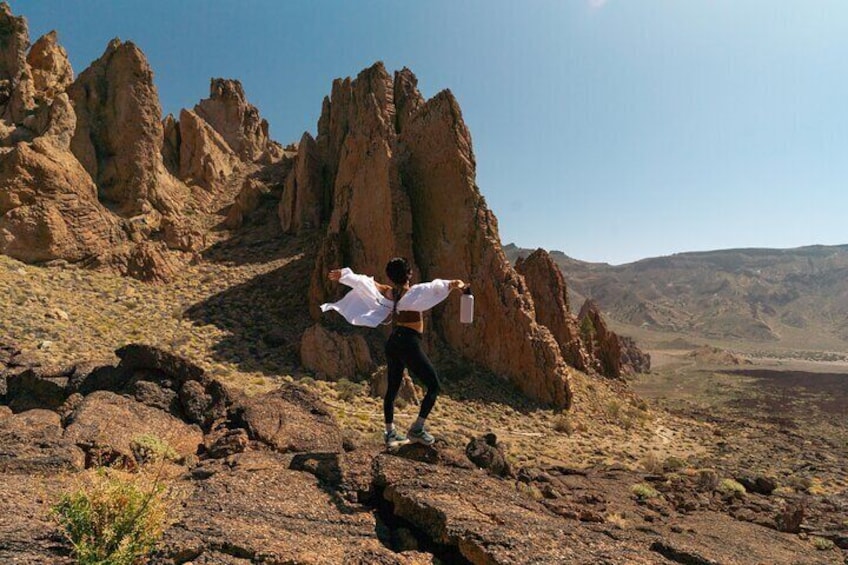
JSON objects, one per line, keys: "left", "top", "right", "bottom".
{"left": 553, "top": 414, "right": 574, "bottom": 435}
{"left": 812, "top": 536, "right": 834, "bottom": 551}
{"left": 640, "top": 452, "right": 664, "bottom": 475}
{"left": 663, "top": 456, "right": 686, "bottom": 472}
{"left": 130, "top": 434, "right": 178, "bottom": 465}
{"left": 631, "top": 483, "right": 660, "bottom": 500}
{"left": 718, "top": 478, "right": 746, "bottom": 497}
{"left": 336, "top": 379, "right": 363, "bottom": 402}
{"left": 52, "top": 469, "right": 169, "bottom": 565}
{"left": 696, "top": 469, "right": 719, "bottom": 491}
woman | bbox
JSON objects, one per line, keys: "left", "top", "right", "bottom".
{"left": 323, "top": 257, "right": 467, "bottom": 447}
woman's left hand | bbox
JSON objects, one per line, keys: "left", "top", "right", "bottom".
{"left": 450, "top": 279, "right": 467, "bottom": 291}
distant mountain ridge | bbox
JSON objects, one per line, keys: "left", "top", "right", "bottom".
{"left": 504, "top": 243, "right": 848, "bottom": 350}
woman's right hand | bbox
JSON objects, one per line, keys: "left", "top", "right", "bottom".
{"left": 450, "top": 279, "right": 467, "bottom": 291}
{"left": 328, "top": 269, "right": 342, "bottom": 282}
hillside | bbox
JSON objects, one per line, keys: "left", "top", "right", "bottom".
{"left": 505, "top": 243, "right": 848, "bottom": 353}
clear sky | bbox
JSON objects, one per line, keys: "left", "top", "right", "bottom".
{"left": 14, "top": 0, "right": 848, "bottom": 265}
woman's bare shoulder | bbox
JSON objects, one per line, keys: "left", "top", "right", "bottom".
{"left": 375, "top": 281, "right": 393, "bottom": 299}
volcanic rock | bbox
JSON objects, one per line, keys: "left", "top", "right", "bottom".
{"left": 177, "top": 107, "right": 238, "bottom": 192}
{"left": 68, "top": 38, "right": 186, "bottom": 216}
{"left": 63, "top": 390, "right": 202, "bottom": 467}
{"left": 0, "top": 408, "right": 85, "bottom": 473}
{"left": 515, "top": 248, "right": 592, "bottom": 372}
{"left": 303, "top": 63, "right": 572, "bottom": 408}
{"left": 27, "top": 30, "right": 73, "bottom": 101}
{"left": 0, "top": 2, "right": 35, "bottom": 124}
{"left": 0, "top": 113, "right": 121, "bottom": 263}
{"left": 194, "top": 78, "right": 279, "bottom": 162}
{"left": 465, "top": 432, "right": 512, "bottom": 477}
{"left": 279, "top": 131, "right": 323, "bottom": 233}
{"left": 579, "top": 299, "right": 623, "bottom": 378}
{"left": 233, "top": 382, "right": 342, "bottom": 453}
{"left": 300, "top": 323, "right": 374, "bottom": 381}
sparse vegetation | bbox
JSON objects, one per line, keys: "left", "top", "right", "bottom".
{"left": 335, "top": 378, "right": 363, "bottom": 402}
{"left": 811, "top": 536, "right": 834, "bottom": 551}
{"left": 631, "top": 483, "right": 660, "bottom": 500}
{"left": 553, "top": 414, "right": 574, "bottom": 435}
{"left": 130, "top": 434, "right": 178, "bottom": 464}
{"left": 718, "top": 478, "right": 746, "bottom": 497}
{"left": 51, "top": 468, "right": 170, "bottom": 565}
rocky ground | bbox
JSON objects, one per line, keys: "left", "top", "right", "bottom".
{"left": 2, "top": 215, "right": 846, "bottom": 564}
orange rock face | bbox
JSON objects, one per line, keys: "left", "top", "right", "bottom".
{"left": 68, "top": 39, "right": 186, "bottom": 216}
{"left": 0, "top": 3, "right": 35, "bottom": 124}
{"left": 515, "top": 249, "right": 591, "bottom": 373}
{"left": 293, "top": 63, "right": 572, "bottom": 408}
{"left": 27, "top": 31, "right": 73, "bottom": 102}
{"left": 194, "top": 78, "right": 279, "bottom": 163}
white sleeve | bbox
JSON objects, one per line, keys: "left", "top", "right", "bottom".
{"left": 396, "top": 279, "right": 452, "bottom": 312}
{"left": 337, "top": 267, "right": 384, "bottom": 302}
{"left": 320, "top": 268, "right": 393, "bottom": 328}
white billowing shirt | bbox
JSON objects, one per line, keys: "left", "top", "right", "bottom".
{"left": 320, "top": 267, "right": 452, "bottom": 328}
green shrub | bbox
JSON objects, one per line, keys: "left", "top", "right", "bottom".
{"left": 631, "top": 483, "right": 660, "bottom": 500}
{"left": 718, "top": 478, "right": 746, "bottom": 497}
{"left": 336, "top": 378, "right": 363, "bottom": 402}
{"left": 812, "top": 536, "right": 834, "bottom": 551}
{"left": 130, "top": 434, "right": 178, "bottom": 464}
{"left": 52, "top": 469, "right": 168, "bottom": 565}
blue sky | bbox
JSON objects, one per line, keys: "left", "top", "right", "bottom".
{"left": 15, "top": 0, "right": 848, "bottom": 264}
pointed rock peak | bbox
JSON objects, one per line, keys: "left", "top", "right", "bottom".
{"left": 208, "top": 78, "right": 247, "bottom": 103}
{"left": 393, "top": 67, "right": 424, "bottom": 133}
{"left": 194, "top": 77, "right": 274, "bottom": 162}
{"left": 28, "top": 29, "right": 74, "bottom": 99}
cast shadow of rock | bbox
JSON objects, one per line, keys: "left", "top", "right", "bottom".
{"left": 184, "top": 252, "right": 315, "bottom": 377}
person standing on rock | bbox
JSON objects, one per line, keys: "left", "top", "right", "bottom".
{"left": 323, "top": 258, "right": 467, "bottom": 447}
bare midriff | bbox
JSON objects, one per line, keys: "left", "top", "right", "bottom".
{"left": 395, "top": 310, "right": 423, "bottom": 334}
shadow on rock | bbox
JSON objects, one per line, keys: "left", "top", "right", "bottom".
{"left": 183, "top": 252, "right": 315, "bottom": 377}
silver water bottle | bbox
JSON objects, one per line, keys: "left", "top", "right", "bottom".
{"left": 460, "top": 286, "right": 474, "bottom": 324}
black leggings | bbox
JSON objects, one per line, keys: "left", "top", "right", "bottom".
{"left": 384, "top": 326, "right": 441, "bottom": 425}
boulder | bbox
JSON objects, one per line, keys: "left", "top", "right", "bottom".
{"left": 233, "top": 383, "right": 342, "bottom": 453}
{"left": 300, "top": 324, "right": 374, "bottom": 381}
{"left": 515, "top": 249, "right": 592, "bottom": 372}
{"left": 5, "top": 365, "right": 74, "bottom": 411}
{"left": 68, "top": 38, "right": 187, "bottom": 216}
{"left": 160, "top": 215, "right": 205, "bottom": 252}
{"left": 0, "top": 409, "right": 85, "bottom": 473}
{"left": 370, "top": 368, "right": 420, "bottom": 405}
{"left": 225, "top": 176, "right": 269, "bottom": 229}
{"left": 113, "top": 241, "right": 181, "bottom": 283}
{"left": 464, "top": 433, "right": 512, "bottom": 477}
{"left": 63, "top": 390, "right": 202, "bottom": 467}
{"left": 0, "top": 136, "right": 121, "bottom": 264}
{"left": 26, "top": 30, "right": 74, "bottom": 101}
{"left": 619, "top": 335, "right": 651, "bottom": 375}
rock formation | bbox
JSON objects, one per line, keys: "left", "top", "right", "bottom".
{"left": 0, "top": 81, "right": 122, "bottom": 263}
{"left": 293, "top": 63, "right": 571, "bottom": 408}
{"left": 194, "top": 78, "right": 281, "bottom": 162}
{"left": 578, "top": 299, "right": 624, "bottom": 378}
{"left": 2, "top": 344, "right": 828, "bottom": 564}
{"left": 68, "top": 39, "right": 186, "bottom": 216}
{"left": 0, "top": 2, "right": 35, "bottom": 124}
{"left": 515, "top": 248, "right": 592, "bottom": 372}
{"left": 27, "top": 30, "right": 73, "bottom": 102}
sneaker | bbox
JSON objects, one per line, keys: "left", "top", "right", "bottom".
{"left": 384, "top": 428, "right": 408, "bottom": 448}
{"left": 407, "top": 426, "right": 435, "bottom": 446}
